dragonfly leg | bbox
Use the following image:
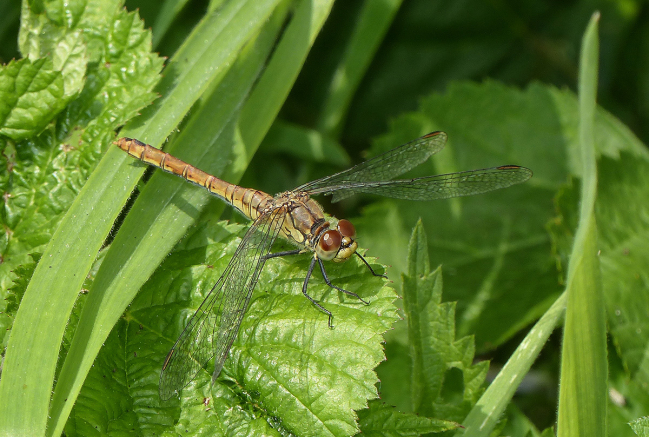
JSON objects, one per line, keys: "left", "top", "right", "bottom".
{"left": 302, "top": 258, "right": 334, "bottom": 328}
{"left": 354, "top": 252, "right": 388, "bottom": 278}
{"left": 263, "top": 249, "right": 302, "bottom": 260}
{"left": 317, "top": 258, "right": 370, "bottom": 305}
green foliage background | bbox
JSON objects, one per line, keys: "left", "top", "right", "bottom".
{"left": 0, "top": 0, "right": 648, "bottom": 436}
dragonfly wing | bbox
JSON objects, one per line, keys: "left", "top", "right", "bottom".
{"left": 159, "top": 208, "right": 286, "bottom": 400}
{"left": 296, "top": 131, "right": 447, "bottom": 201}
{"left": 303, "top": 165, "right": 533, "bottom": 201}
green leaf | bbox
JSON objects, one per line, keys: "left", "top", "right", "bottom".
{"left": 67, "top": 219, "right": 397, "bottom": 436}
{"left": 597, "top": 154, "right": 649, "bottom": 388}
{"left": 12, "top": 1, "right": 94, "bottom": 136}
{"left": 607, "top": 356, "right": 649, "bottom": 437}
{"left": 354, "top": 82, "right": 560, "bottom": 354}
{"left": 0, "top": 58, "right": 65, "bottom": 139}
{"left": 47, "top": 1, "right": 289, "bottom": 435}
{"left": 498, "top": 403, "right": 548, "bottom": 437}
{"left": 401, "top": 221, "right": 488, "bottom": 421}
{"left": 549, "top": 139, "right": 649, "bottom": 435}
{"left": 121, "top": 0, "right": 283, "bottom": 144}
{"left": 630, "top": 417, "right": 649, "bottom": 437}
{"left": 260, "top": 120, "right": 351, "bottom": 167}
{"left": 544, "top": 72, "right": 649, "bottom": 398}
{"left": 151, "top": 0, "right": 192, "bottom": 48}
{"left": 316, "top": 0, "right": 403, "bottom": 137}
{"left": 337, "top": 1, "right": 638, "bottom": 143}
{"left": 50, "top": 30, "right": 88, "bottom": 100}
{"left": 354, "top": 76, "right": 646, "bottom": 355}
{"left": 557, "top": 12, "right": 607, "bottom": 436}
{"left": 460, "top": 292, "right": 566, "bottom": 436}
{"left": 0, "top": 253, "right": 40, "bottom": 348}
{"left": 0, "top": 2, "right": 164, "bottom": 435}
{"left": 0, "top": 5, "right": 162, "bottom": 295}
{"left": 545, "top": 109, "right": 649, "bottom": 437}
{"left": 356, "top": 400, "right": 459, "bottom": 436}
{"left": 230, "top": 255, "right": 395, "bottom": 437}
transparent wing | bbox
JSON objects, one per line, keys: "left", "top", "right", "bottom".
{"left": 295, "top": 131, "right": 447, "bottom": 202}
{"left": 159, "top": 208, "right": 286, "bottom": 400}
{"left": 301, "top": 165, "right": 532, "bottom": 201}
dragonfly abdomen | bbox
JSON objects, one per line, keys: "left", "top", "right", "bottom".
{"left": 115, "top": 138, "right": 272, "bottom": 220}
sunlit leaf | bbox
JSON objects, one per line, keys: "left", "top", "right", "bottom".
{"left": 70, "top": 219, "right": 398, "bottom": 437}
{"left": 401, "top": 221, "right": 487, "bottom": 421}
{"left": 356, "top": 400, "right": 459, "bottom": 436}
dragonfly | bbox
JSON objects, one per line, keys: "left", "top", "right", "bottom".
{"left": 116, "top": 131, "right": 532, "bottom": 400}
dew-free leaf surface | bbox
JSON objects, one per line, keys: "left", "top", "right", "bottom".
{"left": 66, "top": 219, "right": 398, "bottom": 437}
{"left": 355, "top": 79, "right": 646, "bottom": 354}
{"left": 401, "top": 221, "right": 487, "bottom": 422}
{"left": 357, "top": 400, "right": 459, "bottom": 436}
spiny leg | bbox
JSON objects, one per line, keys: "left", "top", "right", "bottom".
{"left": 354, "top": 251, "right": 388, "bottom": 278}
{"left": 317, "top": 258, "right": 369, "bottom": 305}
{"left": 263, "top": 249, "right": 336, "bottom": 327}
{"left": 265, "top": 250, "right": 373, "bottom": 328}
{"left": 302, "top": 257, "right": 335, "bottom": 328}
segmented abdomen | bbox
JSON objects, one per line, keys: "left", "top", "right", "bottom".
{"left": 116, "top": 137, "right": 272, "bottom": 220}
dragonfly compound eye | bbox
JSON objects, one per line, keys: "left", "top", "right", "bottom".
{"left": 316, "top": 230, "right": 342, "bottom": 261}
{"left": 337, "top": 219, "right": 356, "bottom": 239}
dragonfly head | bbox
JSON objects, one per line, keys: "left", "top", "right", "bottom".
{"left": 315, "top": 219, "right": 357, "bottom": 262}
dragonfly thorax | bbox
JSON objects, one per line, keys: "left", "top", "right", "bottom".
{"left": 272, "top": 191, "right": 358, "bottom": 263}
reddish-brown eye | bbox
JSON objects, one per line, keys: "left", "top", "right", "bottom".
{"left": 316, "top": 230, "right": 342, "bottom": 261}
{"left": 319, "top": 230, "right": 342, "bottom": 252}
{"left": 337, "top": 219, "right": 356, "bottom": 238}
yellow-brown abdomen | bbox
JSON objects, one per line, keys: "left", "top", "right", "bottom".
{"left": 116, "top": 138, "right": 272, "bottom": 220}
